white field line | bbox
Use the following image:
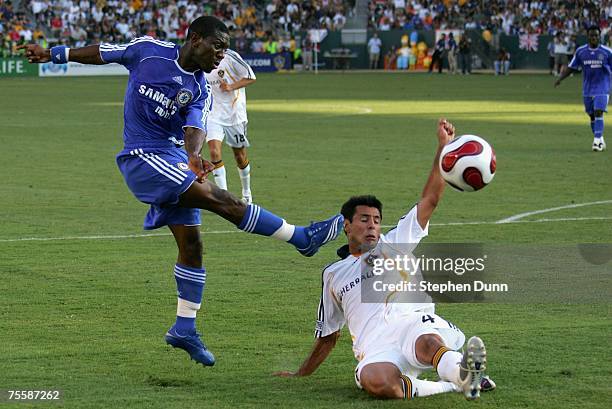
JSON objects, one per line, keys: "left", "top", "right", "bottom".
{"left": 1, "top": 216, "right": 611, "bottom": 243}
{"left": 495, "top": 200, "right": 612, "bottom": 224}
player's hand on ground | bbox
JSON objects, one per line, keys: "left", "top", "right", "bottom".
{"left": 17, "top": 44, "right": 51, "bottom": 63}
{"left": 219, "top": 82, "right": 232, "bottom": 93}
{"left": 272, "top": 370, "right": 298, "bottom": 377}
{"left": 437, "top": 118, "right": 455, "bottom": 146}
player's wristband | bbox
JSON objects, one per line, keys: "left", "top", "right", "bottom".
{"left": 50, "top": 46, "right": 70, "bottom": 64}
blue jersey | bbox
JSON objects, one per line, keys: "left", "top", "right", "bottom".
{"left": 568, "top": 44, "right": 612, "bottom": 96}
{"left": 99, "top": 36, "right": 212, "bottom": 149}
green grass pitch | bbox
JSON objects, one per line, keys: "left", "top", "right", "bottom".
{"left": 0, "top": 72, "right": 610, "bottom": 408}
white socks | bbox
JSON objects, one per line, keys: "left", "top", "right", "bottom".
{"left": 213, "top": 164, "right": 227, "bottom": 190}
{"left": 238, "top": 163, "right": 251, "bottom": 198}
{"left": 436, "top": 350, "right": 463, "bottom": 385}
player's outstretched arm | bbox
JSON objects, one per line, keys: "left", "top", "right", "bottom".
{"left": 273, "top": 331, "right": 340, "bottom": 377}
{"left": 416, "top": 118, "right": 455, "bottom": 229}
{"left": 19, "top": 44, "right": 105, "bottom": 65}
{"left": 554, "top": 67, "right": 578, "bottom": 87}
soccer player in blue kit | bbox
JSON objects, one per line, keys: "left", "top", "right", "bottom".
{"left": 555, "top": 26, "right": 612, "bottom": 152}
{"left": 20, "top": 16, "right": 343, "bottom": 366}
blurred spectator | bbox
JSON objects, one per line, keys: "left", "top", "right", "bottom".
{"left": 458, "top": 35, "right": 472, "bottom": 74}
{"left": 302, "top": 32, "right": 313, "bottom": 70}
{"left": 447, "top": 32, "right": 457, "bottom": 74}
{"left": 384, "top": 45, "right": 398, "bottom": 70}
{"left": 428, "top": 33, "right": 445, "bottom": 74}
{"left": 368, "top": 32, "right": 382, "bottom": 69}
{"left": 494, "top": 48, "right": 510, "bottom": 75}
{"left": 553, "top": 32, "right": 568, "bottom": 76}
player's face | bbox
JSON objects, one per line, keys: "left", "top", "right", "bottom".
{"left": 345, "top": 206, "right": 381, "bottom": 253}
{"left": 192, "top": 31, "right": 230, "bottom": 72}
{"left": 588, "top": 30, "right": 600, "bottom": 48}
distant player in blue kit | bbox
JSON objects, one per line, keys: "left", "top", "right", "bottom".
{"left": 19, "top": 16, "right": 343, "bottom": 366}
{"left": 555, "top": 26, "right": 612, "bottom": 152}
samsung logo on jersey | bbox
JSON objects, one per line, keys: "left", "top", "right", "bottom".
{"left": 583, "top": 60, "right": 604, "bottom": 66}
{"left": 138, "top": 85, "right": 174, "bottom": 109}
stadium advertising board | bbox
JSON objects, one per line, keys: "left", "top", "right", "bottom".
{"left": 240, "top": 52, "right": 292, "bottom": 72}
{"left": 0, "top": 58, "right": 38, "bottom": 77}
{"left": 38, "top": 62, "right": 128, "bottom": 77}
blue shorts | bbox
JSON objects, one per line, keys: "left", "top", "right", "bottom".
{"left": 583, "top": 95, "right": 609, "bottom": 115}
{"left": 116, "top": 147, "right": 200, "bottom": 230}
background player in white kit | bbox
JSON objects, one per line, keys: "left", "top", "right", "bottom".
{"left": 206, "top": 49, "right": 256, "bottom": 203}
{"left": 275, "top": 119, "right": 495, "bottom": 401}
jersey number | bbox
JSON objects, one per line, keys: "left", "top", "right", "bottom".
{"left": 422, "top": 315, "right": 435, "bottom": 323}
{"left": 233, "top": 134, "right": 245, "bottom": 144}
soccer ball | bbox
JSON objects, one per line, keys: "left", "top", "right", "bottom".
{"left": 439, "top": 135, "right": 496, "bottom": 192}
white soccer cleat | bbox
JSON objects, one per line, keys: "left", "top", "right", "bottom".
{"left": 592, "top": 137, "right": 606, "bottom": 152}
{"left": 458, "top": 336, "right": 487, "bottom": 400}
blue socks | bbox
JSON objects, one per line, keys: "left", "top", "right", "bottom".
{"left": 238, "top": 204, "right": 309, "bottom": 248}
{"left": 173, "top": 264, "right": 206, "bottom": 334}
{"left": 593, "top": 116, "right": 604, "bottom": 139}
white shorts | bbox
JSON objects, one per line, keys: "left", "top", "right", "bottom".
{"left": 354, "top": 309, "right": 465, "bottom": 389}
{"left": 206, "top": 121, "right": 250, "bottom": 148}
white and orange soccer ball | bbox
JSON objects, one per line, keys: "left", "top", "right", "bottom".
{"left": 439, "top": 135, "right": 496, "bottom": 192}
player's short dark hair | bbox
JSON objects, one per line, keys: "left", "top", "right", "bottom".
{"left": 587, "top": 25, "right": 601, "bottom": 34}
{"left": 188, "top": 16, "right": 229, "bottom": 40}
{"left": 341, "top": 195, "right": 383, "bottom": 222}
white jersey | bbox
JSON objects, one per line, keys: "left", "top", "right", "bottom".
{"left": 207, "top": 49, "right": 256, "bottom": 126}
{"left": 315, "top": 205, "right": 434, "bottom": 361}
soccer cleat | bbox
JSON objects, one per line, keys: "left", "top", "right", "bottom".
{"left": 297, "top": 214, "right": 344, "bottom": 257}
{"left": 480, "top": 375, "right": 496, "bottom": 392}
{"left": 165, "top": 326, "right": 215, "bottom": 366}
{"left": 458, "top": 336, "right": 487, "bottom": 400}
{"left": 241, "top": 194, "right": 252, "bottom": 205}
{"left": 592, "top": 137, "right": 606, "bottom": 152}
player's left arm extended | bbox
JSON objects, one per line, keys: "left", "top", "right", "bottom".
{"left": 220, "top": 77, "right": 256, "bottom": 92}
{"left": 416, "top": 119, "right": 455, "bottom": 229}
{"left": 19, "top": 44, "right": 105, "bottom": 65}
{"left": 273, "top": 331, "right": 340, "bottom": 377}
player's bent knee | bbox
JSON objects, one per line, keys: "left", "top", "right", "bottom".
{"left": 594, "top": 110, "right": 604, "bottom": 117}
{"left": 415, "top": 333, "right": 445, "bottom": 365}
{"left": 359, "top": 364, "right": 403, "bottom": 399}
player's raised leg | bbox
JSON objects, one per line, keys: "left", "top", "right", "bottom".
{"left": 358, "top": 363, "right": 457, "bottom": 399}
{"left": 232, "top": 147, "right": 252, "bottom": 204}
{"left": 178, "top": 181, "right": 343, "bottom": 257}
{"left": 207, "top": 139, "right": 227, "bottom": 189}
{"left": 164, "top": 224, "right": 215, "bottom": 366}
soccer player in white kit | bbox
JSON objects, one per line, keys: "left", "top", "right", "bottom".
{"left": 206, "top": 49, "right": 256, "bottom": 203}
{"left": 275, "top": 119, "right": 495, "bottom": 400}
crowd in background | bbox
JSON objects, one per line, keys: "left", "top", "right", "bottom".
{"left": 369, "top": 0, "right": 612, "bottom": 36}
{"left": 0, "top": 0, "right": 353, "bottom": 56}
{"left": 2, "top": 0, "right": 612, "bottom": 71}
